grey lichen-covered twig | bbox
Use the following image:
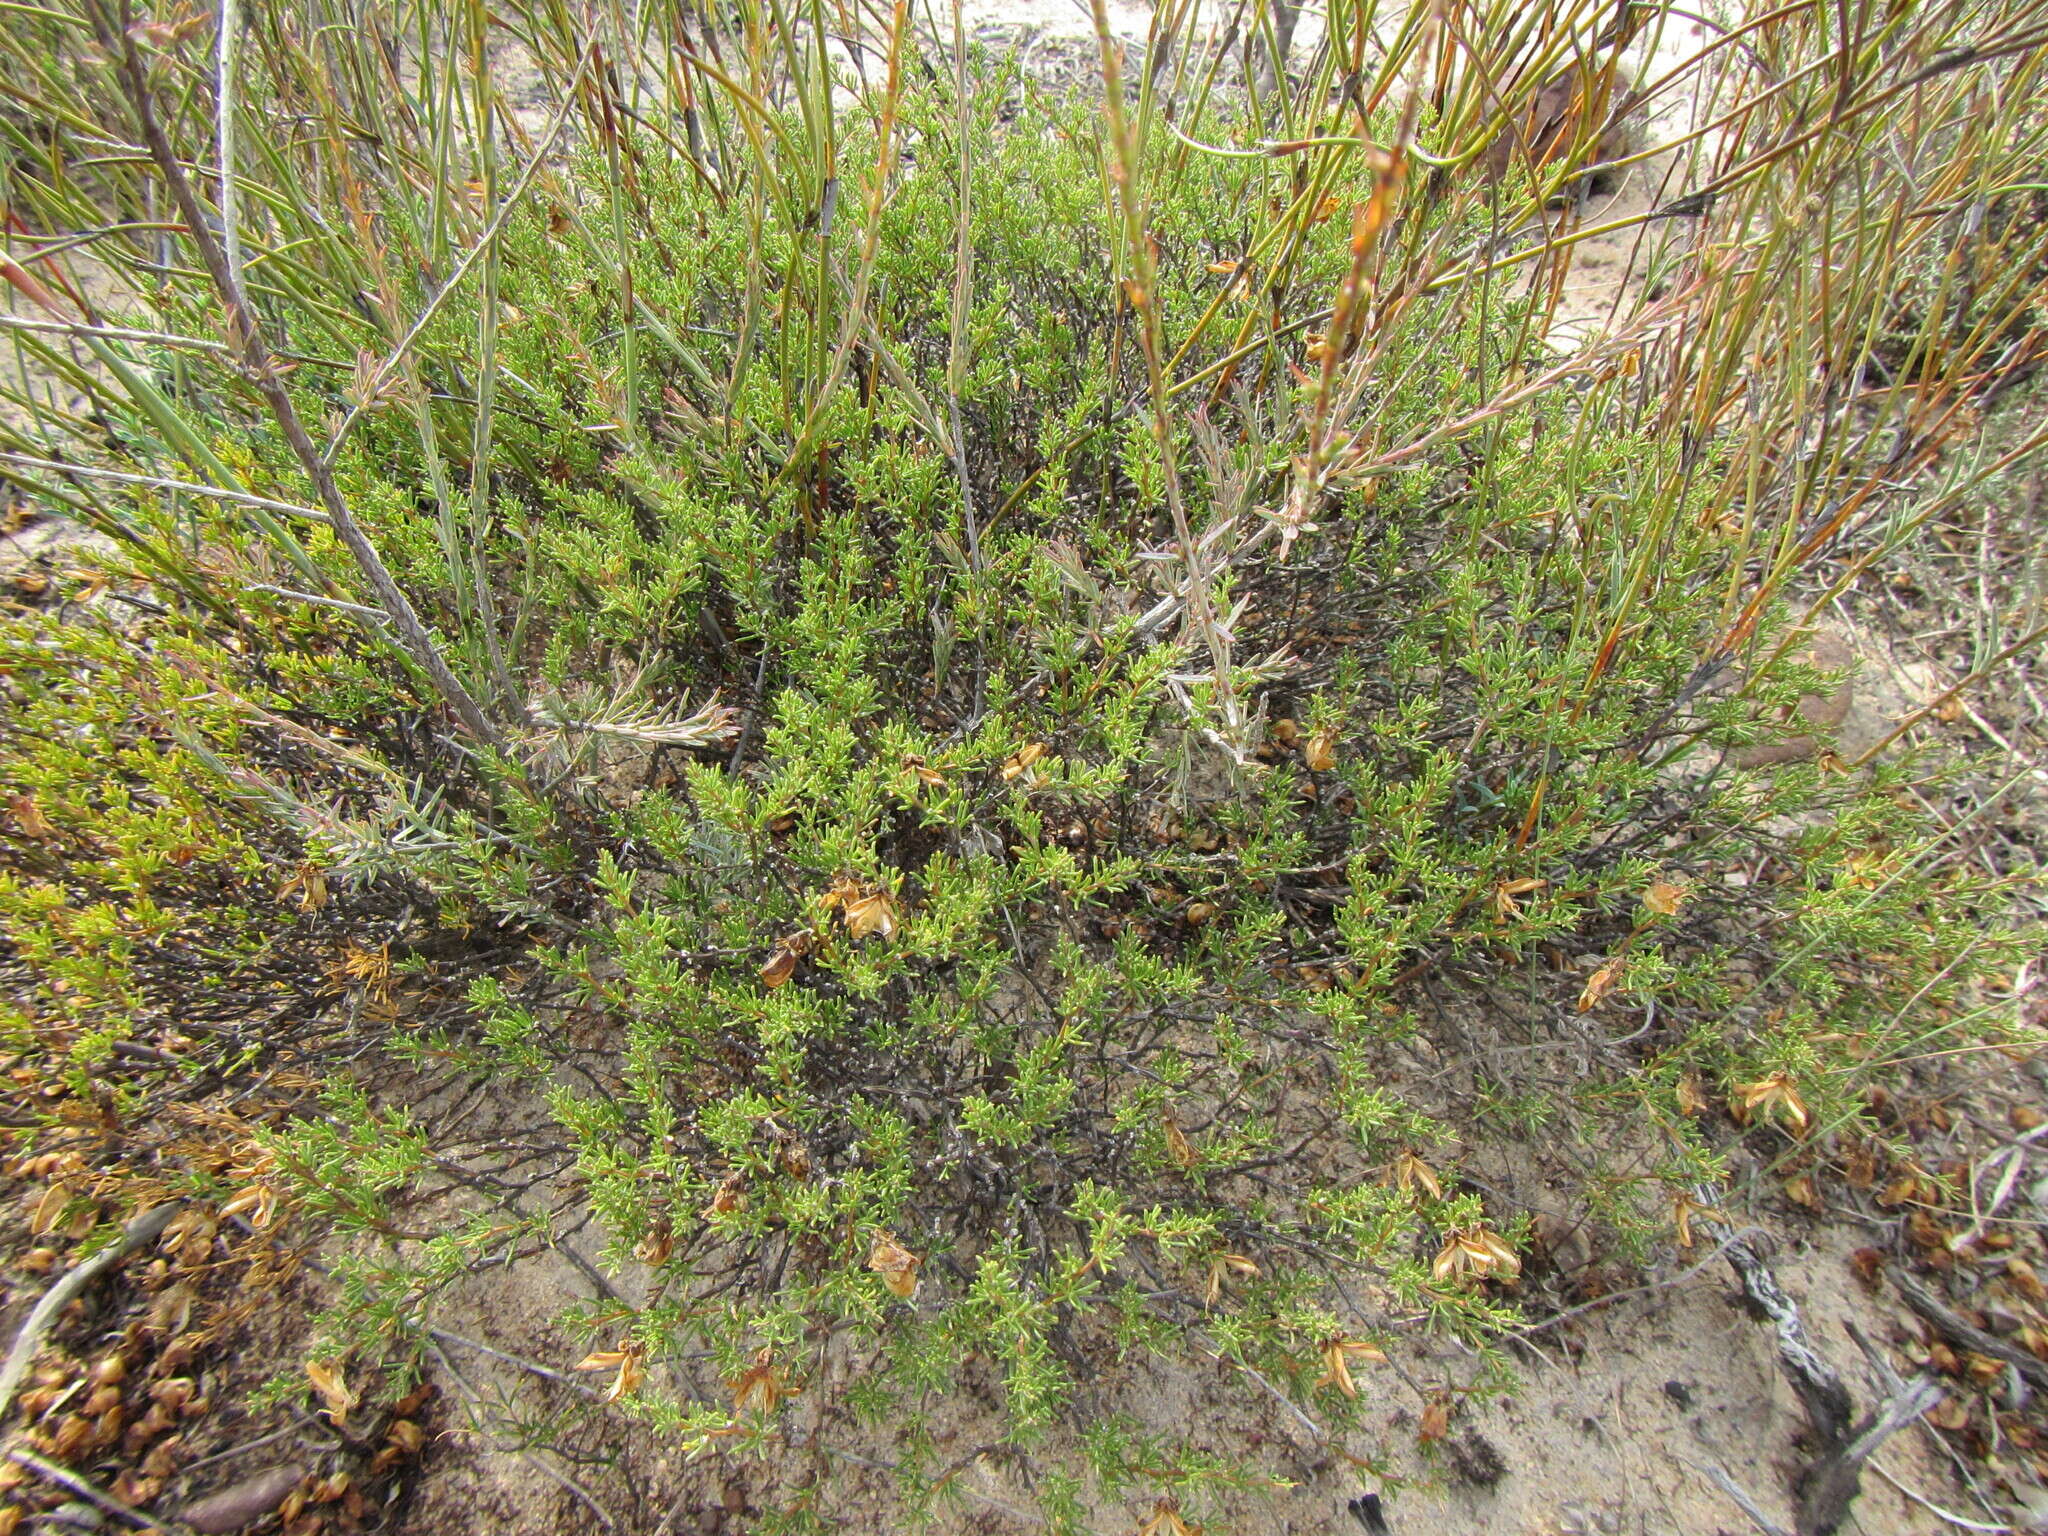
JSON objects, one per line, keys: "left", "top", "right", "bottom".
{"left": 1696, "top": 1187, "right": 1945, "bottom": 1536}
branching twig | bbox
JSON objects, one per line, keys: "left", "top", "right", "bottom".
{"left": 1692, "top": 1458, "right": 1793, "bottom": 1536}
{"left": 1513, "top": 1225, "right": 1767, "bottom": 1337}
{"left": 424, "top": 1336, "right": 622, "bottom": 1534}
{"left": 1699, "top": 1190, "right": 1943, "bottom": 1536}
{"left": 1894, "top": 1272, "right": 2048, "bottom": 1395}
{"left": 427, "top": 1327, "right": 603, "bottom": 1398}
{"left": 1868, "top": 1460, "right": 2014, "bottom": 1533}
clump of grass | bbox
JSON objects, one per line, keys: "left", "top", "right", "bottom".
{"left": 2, "top": 0, "right": 2044, "bottom": 1527}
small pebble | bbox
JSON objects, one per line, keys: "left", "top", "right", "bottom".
{"left": 1556, "top": 1501, "right": 1624, "bottom": 1535}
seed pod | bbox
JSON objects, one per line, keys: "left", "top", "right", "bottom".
{"left": 1303, "top": 726, "right": 1338, "bottom": 772}
{"left": 110, "top": 1471, "right": 162, "bottom": 1507}
{"left": 49, "top": 1412, "right": 94, "bottom": 1458}
{"left": 866, "top": 1234, "right": 921, "bottom": 1299}
{"left": 385, "top": 1419, "right": 425, "bottom": 1455}
{"left": 140, "top": 1437, "right": 181, "bottom": 1479}
{"left": 149, "top": 1378, "right": 195, "bottom": 1410}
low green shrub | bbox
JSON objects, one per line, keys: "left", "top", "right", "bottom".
{"left": 2, "top": 0, "right": 2041, "bottom": 1522}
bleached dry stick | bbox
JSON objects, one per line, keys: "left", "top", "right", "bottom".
{"left": 0, "top": 1202, "right": 178, "bottom": 1425}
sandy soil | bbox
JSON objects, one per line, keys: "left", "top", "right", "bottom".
{"left": 271, "top": 1092, "right": 2041, "bottom": 1536}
